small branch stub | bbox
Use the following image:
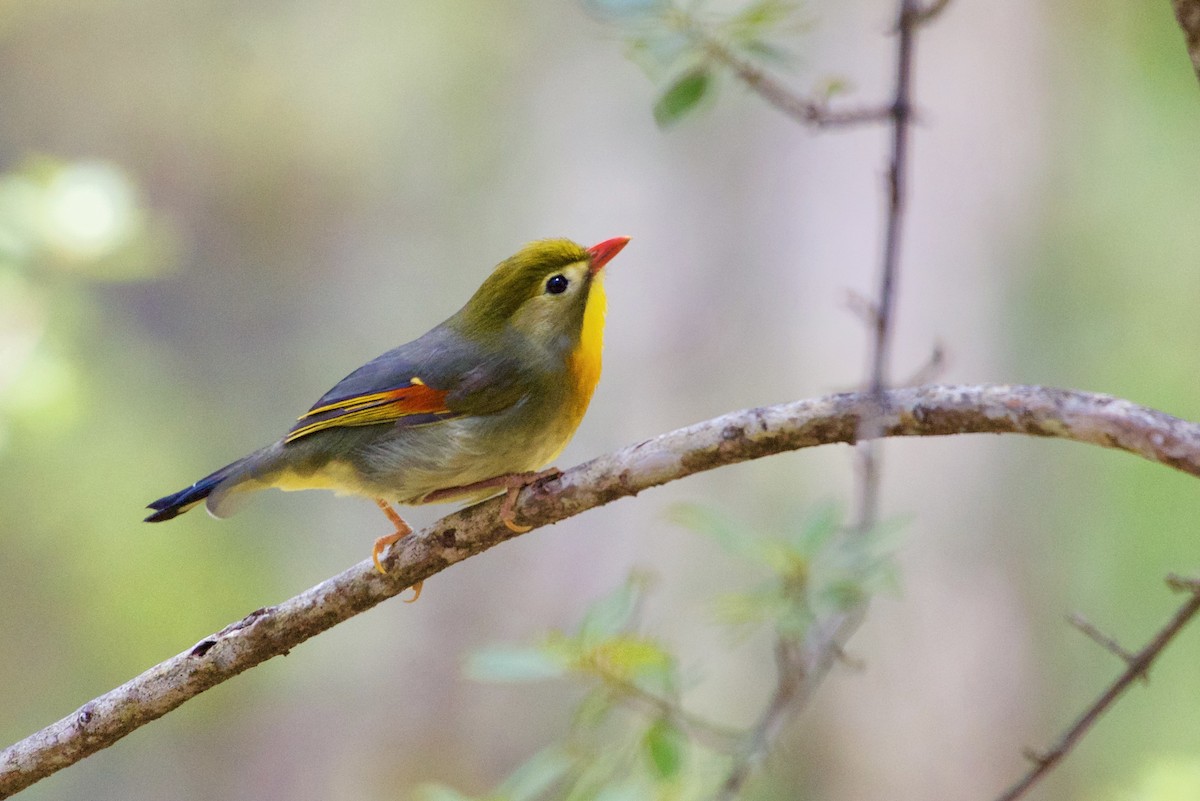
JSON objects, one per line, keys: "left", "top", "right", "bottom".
{"left": 1067, "top": 613, "right": 1138, "bottom": 667}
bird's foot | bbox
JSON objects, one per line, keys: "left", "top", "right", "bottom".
{"left": 498, "top": 468, "right": 561, "bottom": 533}
{"left": 423, "top": 468, "right": 562, "bottom": 533}
{"left": 372, "top": 499, "right": 423, "bottom": 602}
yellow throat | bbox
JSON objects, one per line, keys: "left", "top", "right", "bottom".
{"left": 566, "top": 275, "right": 607, "bottom": 424}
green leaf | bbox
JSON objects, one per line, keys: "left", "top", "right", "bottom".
{"left": 668, "top": 502, "right": 763, "bottom": 562}
{"left": 774, "top": 602, "right": 816, "bottom": 640}
{"left": 792, "top": 500, "right": 843, "bottom": 555}
{"left": 583, "top": 0, "right": 668, "bottom": 20}
{"left": 578, "top": 576, "right": 644, "bottom": 644}
{"left": 413, "top": 784, "right": 477, "bottom": 801}
{"left": 813, "top": 514, "right": 906, "bottom": 600}
{"left": 465, "top": 645, "right": 567, "bottom": 683}
{"left": 498, "top": 746, "right": 575, "bottom": 801}
{"left": 563, "top": 750, "right": 626, "bottom": 801}
{"left": 713, "top": 585, "right": 789, "bottom": 629}
{"left": 572, "top": 689, "right": 617, "bottom": 731}
{"left": 672, "top": 502, "right": 827, "bottom": 579}
{"left": 653, "top": 69, "right": 712, "bottom": 127}
{"left": 737, "top": 38, "right": 791, "bottom": 64}
{"left": 583, "top": 635, "right": 674, "bottom": 686}
{"left": 728, "top": 0, "right": 802, "bottom": 33}
{"left": 818, "top": 76, "right": 852, "bottom": 99}
{"left": 593, "top": 781, "right": 647, "bottom": 801}
{"left": 757, "top": 540, "right": 807, "bottom": 577}
{"left": 817, "top": 578, "right": 866, "bottom": 613}
{"left": 627, "top": 31, "right": 695, "bottom": 77}
{"left": 643, "top": 719, "right": 686, "bottom": 779}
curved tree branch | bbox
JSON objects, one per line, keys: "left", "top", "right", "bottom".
{"left": 4, "top": 383, "right": 1200, "bottom": 798}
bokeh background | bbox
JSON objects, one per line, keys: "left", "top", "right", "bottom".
{"left": 3, "top": 1, "right": 1200, "bottom": 799}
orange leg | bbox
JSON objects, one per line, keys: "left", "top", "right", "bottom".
{"left": 372, "top": 499, "right": 422, "bottom": 602}
{"left": 422, "top": 467, "right": 562, "bottom": 533}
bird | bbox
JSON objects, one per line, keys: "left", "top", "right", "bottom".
{"left": 145, "top": 236, "right": 630, "bottom": 599}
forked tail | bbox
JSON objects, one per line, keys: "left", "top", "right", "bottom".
{"left": 145, "top": 459, "right": 247, "bottom": 522}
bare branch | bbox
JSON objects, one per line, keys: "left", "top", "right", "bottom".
{"left": 1173, "top": 0, "right": 1200, "bottom": 86}
{"left": 715, "top": 639, "right": 807, "bottom": 800}
{"left": 995, "top": 574, "right": 1200, "bottom": 801}
{"left": 855, "top": 0, "right": 921, "bottom": 530}
{"left": 5, "top": 384, "right": 1200, "bottom": 798}
{"left": 869, "top": 0, "right": 919, "bottom": 399}
{"left": 713, "top": 2, "right": 930, "bottom": 792}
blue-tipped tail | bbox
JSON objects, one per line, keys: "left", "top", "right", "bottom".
{"left": 145, "top": 462, "right": 239, "bottom": 522}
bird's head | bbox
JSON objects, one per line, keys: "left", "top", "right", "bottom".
{"left": 455, "top": 237, "right": 630, "bottom": 354}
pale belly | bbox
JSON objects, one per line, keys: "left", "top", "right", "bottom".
{"left": 266, "top": 393, "right": 584, "bottom": 507}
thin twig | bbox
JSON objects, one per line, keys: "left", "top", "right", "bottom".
{"left": 844, "top": 289, "right": 879, "bottom": 328}
{"left": 715, "top": 640, "right": 806, "bottom": 800}
{"left": 591, "top": 668, "right": 743, "bottom": 754}
{"left": 900, "top": 341, "right": 947, "bottom": 386}
{"left": 995, "top": 574, "right": 1200, "bottom": 801}
{"left": 792, "top": 15, "right": 925, "bottom": 794}
{"left": 693, "top": 33, "right": 891, "bottom": 128}
{"left": 913, "top": 0, "right": 955, "bottom": 26}
{"left": 870, "top": 0, "right": 919, "bottom": 397}
{"left": 6, "top": 384, "right": 1200, "bottom": 798}
{"left": 1067, "top": 613, "right": 1137, "bottom": 666}
{"left": 714, "top": 605, "right": 873, "bottom": 801}
{"left": 702, "top": 2, "right": 929, "bottom": 794}
{"left": 857, "top": 0, "right": 920, "bottom": 530}
{"left": 720, "top": 6, "right": 926, "bottom": 795}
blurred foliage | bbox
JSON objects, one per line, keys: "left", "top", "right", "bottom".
{"left": 432, "top": 506, "right": 898, "bottom": 799}
{"left": 0, "top": 151, "right": 279, "bottom": 686}
{"left": 583, "top": 0, "right": 812, "bottom": 126}
{"left": 1008, "top": 7, "right": 1200, "bottom": 791}
{"left": 1102, "top": 756, "right": 1200, "bottom": 801}
{"left": 0, "top": 157, "right": 172, "bottom": 450}
{"left": 444, "top": 575, "right": 702, "bottom": 800}
{"left": 673, "top": 502, "right": 901, "bottom": 640}
{"left": 0, "top": 156, "right": 169, "bottom": 277}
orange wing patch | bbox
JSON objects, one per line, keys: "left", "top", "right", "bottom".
{"left": 285, "top": 377, "right": 455, "bottom": 443}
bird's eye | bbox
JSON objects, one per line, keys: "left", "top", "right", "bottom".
{"left": 545, "top": 274, "right": 569, "bottom": 295}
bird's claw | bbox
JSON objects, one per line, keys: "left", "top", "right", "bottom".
{"left": 372, "top": 499, "right": 422, "bottom": 601}
{"left": 499, "top": 467, "right": 561, "bottom": 533}
{"left": 372, "top": 531, "right": 401, "bottom": 575}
